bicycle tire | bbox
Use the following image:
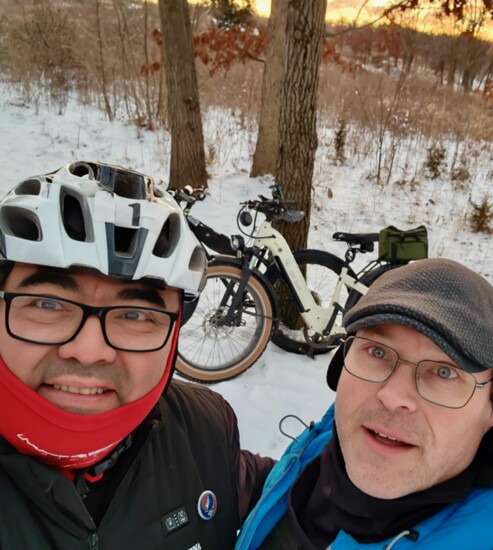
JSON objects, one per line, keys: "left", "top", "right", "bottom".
{"left": 266, "top": 249, "right": 355, "bottom": 355}
{"left": 344, "top": 263, "right": 394, "bottom": 313}
{"left": 175, "top": 263, "right": 274, "bottom": 383}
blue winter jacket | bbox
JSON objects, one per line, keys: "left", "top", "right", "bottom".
{"left": 235, "top": 405, "right": 493, "bottom": 550}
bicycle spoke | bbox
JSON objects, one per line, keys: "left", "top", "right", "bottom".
{"left": 176, "top": 264, "right": 273, "bottom": 378}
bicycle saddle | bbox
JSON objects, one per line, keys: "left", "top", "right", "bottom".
{"left": 332, "top": 232, "right": 379, "bottom": 245}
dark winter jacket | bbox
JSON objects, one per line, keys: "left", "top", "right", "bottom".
{"left": 0, "top": 380, "right": 273, "bottom": 550}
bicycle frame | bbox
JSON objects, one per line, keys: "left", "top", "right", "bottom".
{"left": 180, "top": 190, "right": 371, "bottom": 336}
{"left": 254, "top": 220, "right": 369, "bottom": 336}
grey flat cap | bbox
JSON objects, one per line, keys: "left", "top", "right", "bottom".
{"left": 344, "top": 258, "right": 493, "bottom": 373}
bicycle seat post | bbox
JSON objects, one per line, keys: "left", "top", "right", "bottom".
{"left": 344, "top": 245, "right": 357, "bottom": 266}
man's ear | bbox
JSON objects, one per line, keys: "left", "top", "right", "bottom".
{"left": 326, "top": 344, "right": 345, "bottom": 391}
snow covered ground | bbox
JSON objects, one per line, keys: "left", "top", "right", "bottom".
{"left": 1, "top": 83, "right": 491, "bottom": 459}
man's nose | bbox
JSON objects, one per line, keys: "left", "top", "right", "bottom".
{"left": 57, "top": 315, "right": 117, "bottom": 365}
{"left": 376, "top": 360, "right": 419, "bottom": 412}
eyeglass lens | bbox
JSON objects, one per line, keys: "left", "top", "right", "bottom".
{"left": 343, "top": 336, "right": 477, "bottom": 408}
{"left": 6, "top": 294, "right": 173, "bottom": 352}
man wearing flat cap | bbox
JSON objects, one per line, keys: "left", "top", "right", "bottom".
{"left": 236, "top": 258, "right": 493, "bottom": 549}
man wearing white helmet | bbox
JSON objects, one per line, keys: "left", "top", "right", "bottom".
{"left": 0, "top": 162, "right": 273, "bottom": 548}
{"left": 237, "top": 258, "right": 493, "bottom": 549}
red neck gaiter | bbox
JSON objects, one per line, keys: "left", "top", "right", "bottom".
{"left": 0, "top": 327, "right": 178, "bottom": 469}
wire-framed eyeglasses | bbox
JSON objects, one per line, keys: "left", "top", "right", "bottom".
{"left": 343, "top": 335, "right": 493, "bottom": 409}
{"left": 0, "top": 291, "right": 178, "bottom": 352}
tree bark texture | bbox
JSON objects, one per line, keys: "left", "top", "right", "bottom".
{"left": 250, "top": 0, "right": 288, "bottom": 177}
{"left": 159, "top": 0, "right": 207, "bottom": 189}
{"left": 275, "top": 0, "right": 327, "bottom": 252}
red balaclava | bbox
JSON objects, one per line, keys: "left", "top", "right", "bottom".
{"left": 0, "top": 324, "right": 179, "bottom": 469}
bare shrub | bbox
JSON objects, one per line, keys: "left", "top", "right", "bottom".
{"left": 2, "top": 0, "right": 167, "bottom": 127}
{"left": 424, "top": 145, "right": 446, "bottom": 179}
{"left": 394, "top": 177, "right": 419, "bottom": 192}
{"left": 448, "top": 140, "right": 471, "bottom": 189}
{"left": 76, "top": 0, "right": 167, "bottom": 129}
{"left": 333, "top": 118, "right": 347, "bottom": 164}
{"left": 469, "top": 197, "right": 493, "bottom": 234}
{"left": 349, "top": 66, "right": 413, "bottom": 185}
{"left": 316, "top": 59, "right": 493, "bottom": 144}
{"left": 451, "top": 164, "right": 470, "bottom": 187}
{"left": 196, "top": 60, "right": 261, "bottom": 119}
{"left": 205, "top": 143, "right": 217, "bottom": 166}
{"left": 4, "top": 0, "right": 77, "bottom": 111}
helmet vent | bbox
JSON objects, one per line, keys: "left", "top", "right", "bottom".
{"left": 113, "top": 171, "right": 146, "bottom": 200}
{"left": 62, "top": 194, "right": 87, "bottom": 241}
{"left": 189, "top": 245, "right": 206, "bottom": 272}
{"left": 114, "top": 226, "right": 138, "bottom": 256}
{"left": 0, "top": 206, "right": 41, "bottom": 241}
{"left": 68, "top": 162, "right": 97, "bottom": 180}
{"left": 153, "top": 213, "right": 180, "bottom": 258}
{"left": 14, "top": 178, "right": 42, "bottom": 196}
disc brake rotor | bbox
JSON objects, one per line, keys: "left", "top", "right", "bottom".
{"left": 202, "top": 307, "right": 245, "bottom": 340}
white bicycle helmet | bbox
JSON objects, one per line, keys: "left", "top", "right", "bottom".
{"left": 0, "top": 161, "right": 206, "bottom": 295}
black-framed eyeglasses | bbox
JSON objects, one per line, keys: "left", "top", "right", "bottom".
{"left": 0, "top": 291, "right": 178, "bottom": 352}
{"left": 343, "top": 335, "right": 493, "bottom": 409}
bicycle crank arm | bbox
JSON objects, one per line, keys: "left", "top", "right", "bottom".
{"left": 302, "top": 327, "right": 345, "bottom": 349}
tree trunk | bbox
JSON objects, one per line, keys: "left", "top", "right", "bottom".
{"left": 250, "top": 0, "right": 288, "bottom": 177}
{"left": 158, "top": 0, "right": 207, "bottom": 189}
{"left": 275, "top": 0, "right": 327, "bottom": 252}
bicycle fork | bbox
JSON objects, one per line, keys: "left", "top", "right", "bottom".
{"left": 214, "top": 260, "right": 257, "bottom": 327}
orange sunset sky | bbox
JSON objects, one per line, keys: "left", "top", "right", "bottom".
{"left": 190, "top": 0, "right": 493, "bottom": 40}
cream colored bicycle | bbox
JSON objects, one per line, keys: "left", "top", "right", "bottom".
{"left": 176, "top": 191, "right": 427, "bottom": 383}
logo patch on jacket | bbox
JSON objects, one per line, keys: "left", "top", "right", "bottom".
{"left": 197, "top": 490, "right": 217, "bottom": 520}
{"left": 162, "top": 506, "right": 190, "bottom": 535}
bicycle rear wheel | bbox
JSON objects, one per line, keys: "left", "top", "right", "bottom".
{"left": 175, "top": 263, "right": 274, "bottom": 383}
{"left": 266, "top": 249, "right": 354, "bottom": 355}
{"left": 344, "top": 263, "right": 393, "bottom": 312}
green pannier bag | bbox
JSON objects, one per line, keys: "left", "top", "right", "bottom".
{"left": 378, "top": 225, "right": 428, "bottom": 264}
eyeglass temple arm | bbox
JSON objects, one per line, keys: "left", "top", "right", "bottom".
{"left": 475, "top": 376, "right": 493, "bottom": 389}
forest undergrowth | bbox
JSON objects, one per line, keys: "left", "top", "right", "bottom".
{"left": 0, "top": 0, "right": 492, "bottom": 235}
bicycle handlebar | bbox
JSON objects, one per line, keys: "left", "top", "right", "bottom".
{"left": 242, "top": 197, "right": 304, "bottom": 223}
{"left": 172, "top": 188, "right": 196, "bottom": 206}
{"left": 169, "top": 186, "right": 208, "bottom": 209}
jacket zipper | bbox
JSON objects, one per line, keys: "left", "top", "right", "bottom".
{"left": 88, "top": 532, "right": 99, "bottom": 549}
{"left": 237, "top": 423, "right": 326, "bottom": 549}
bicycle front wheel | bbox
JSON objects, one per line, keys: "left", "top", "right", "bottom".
{"left": 175, "top": 263, "right": 274, "bottom": 383}
{"left": 266, "top": 249, "right": 353, "bottom": 355}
